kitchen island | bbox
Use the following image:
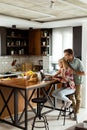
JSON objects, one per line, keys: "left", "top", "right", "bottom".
{"left": 0, "top": 78, "right": 58, "bottom": 130}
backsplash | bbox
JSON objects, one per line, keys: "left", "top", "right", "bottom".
{"left": 43, "top": 56, "right": 52, "bottom": 73}
{"left": 0, "top": 55, "right": 43, "bottom": 73}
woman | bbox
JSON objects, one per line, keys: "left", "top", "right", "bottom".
{"left": 52, "top": 58, "right": 76, "bottom": 108}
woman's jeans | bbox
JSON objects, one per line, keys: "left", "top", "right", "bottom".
{"left": 52, "top": 87, "right": 75, "bottom": 103}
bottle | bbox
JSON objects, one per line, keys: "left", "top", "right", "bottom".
{"left": 37, "top": 72, "right": 42, "bottom": 81}
{"left": 40, "top": 70, "right": 45, "bottom": 80}
{"left": 11, "top": 50, "right": 14, "bottom": 55}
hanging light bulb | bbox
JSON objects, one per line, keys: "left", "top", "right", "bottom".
{"left": 50, "top": 1, "right": 55, "bottom": 8}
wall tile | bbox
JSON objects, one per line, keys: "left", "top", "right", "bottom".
{"left": 0, "top": 55, "right": 43, "bottom": 73}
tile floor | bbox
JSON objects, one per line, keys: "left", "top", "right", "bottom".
{"left": 0, "top": 107, "right": 87, "bottom": 130}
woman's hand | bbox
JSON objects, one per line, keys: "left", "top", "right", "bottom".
{"left": 53, "top": 77, "right": 63, "bottom": 81}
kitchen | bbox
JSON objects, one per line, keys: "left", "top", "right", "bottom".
{"left": 0, "top": 0, "right": 87, "bottom": 130}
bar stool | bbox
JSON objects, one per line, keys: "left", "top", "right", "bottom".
{"left": 31, "top": 97, "right": 49, "bottom": 130}
{"left": 57, "top": 92, "right": 77, "bottom": 125}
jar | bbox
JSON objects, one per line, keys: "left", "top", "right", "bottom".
{"left": 44, "top": 32, "right": 47, "bottom": 37}
{"left": 37, "top": 72, "right": 42, "bottom": 81}
{"left": 7, "top": 42, "right": 10, "bottom": 46}
{"left": 19, "top": 50, "right": 22, "bottom": 55}
{"left": 11, "top": 50, "right": 14, "bottom": 55}
{"left": 39, "top": 60, "right": 43, "bottom": 66}
{"left": 45, "top": 51, "right": 48, "bottom": 55}
{"left": 43, "top": 42, "right": 45, "bottom": 46}
{"left": 24, "top": 41, "right": 26, "bottom": 46}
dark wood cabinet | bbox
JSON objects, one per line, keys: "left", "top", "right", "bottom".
{"left": 29, "top": 29, "right": 41, "bottom": 55}
{"left": 41, "top": 29, "right": 52, "bottom": 56}
{"left": 29, "top": 29, "right": 52, "bottom": 56}
{"left": 0, "top": 27, "right": 52, "bottom": 56}
{"left": 6, "top": 28, "right": 29, "bottom": 56}
{"left": 0, "top": 27, "right": 6, "bottom": 56}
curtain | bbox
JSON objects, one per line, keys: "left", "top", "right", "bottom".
{"left": 52, "top": 27, "right": 73, "bottom": 64}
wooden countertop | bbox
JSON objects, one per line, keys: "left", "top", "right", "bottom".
{"left": 0, "top": 78, "right": 57, "bottom": 90}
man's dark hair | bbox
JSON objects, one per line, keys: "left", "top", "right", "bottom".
{"left": 64, "top": 49, "right": 74, "bottom": 55}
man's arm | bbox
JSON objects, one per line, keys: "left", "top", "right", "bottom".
{"left": 69, "top": 59, "right": 85, "bottom": 76}
{"left": 73, "top": 70, "right": 85, "bottom": 76}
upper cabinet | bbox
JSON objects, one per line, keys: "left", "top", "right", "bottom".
{"left": 0, "top": 27, "right": 52, "bottom": 56}
{"left": 40, "top": 29, "right": 52, "bottom": 56}
{"left": 6, "top": 28, "right": 29, "bottom": 56}
{"left": 29, "top": 29, "right": 41, "bottom": 55}
{"left": 29, "top": 29, "right": 52, "bottom": 56}
{"left": 0, "top": 27, "right": 6, "bottom": 56}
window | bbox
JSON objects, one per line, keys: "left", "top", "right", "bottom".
{"left": 52, "top": 27, "right": 73, "bottom": 64}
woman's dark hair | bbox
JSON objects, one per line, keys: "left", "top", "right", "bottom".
{"left": 64, "top": 49, "right": 74, "bottom": 55}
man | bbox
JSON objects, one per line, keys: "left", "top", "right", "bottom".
{"left": 63, "top": 49, "right": 85, "bottom": 118}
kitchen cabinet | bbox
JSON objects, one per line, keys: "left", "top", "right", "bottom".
{"left": 0, "top": 27, "right": 52, "bottom": 56}
{"left": 41, "top": 29, "right": 52, "bottom": 56}
{"left": 29, "top": 29, "right": 41, "bottom": 55}
{"left": 0, "top": 27, "right": 6, "bottom": 56}
{"left": 6, "top": 28, "right": 29, "bottom": 56}
{"left": 29, "top": 29, "right": 52, "bottom": 56}
{"left": 0, "top": 85, "right": 37, "bottom": 118}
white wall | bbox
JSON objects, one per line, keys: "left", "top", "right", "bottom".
{"left": 82, "top": 23, "right": 87, "bottom": 108}
{"left": 52, "top": 27, "right": 72, "bottom": 63}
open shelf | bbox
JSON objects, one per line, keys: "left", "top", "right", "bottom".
{"left": 6, "top": 28, "right": 29, "bottom": 56}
